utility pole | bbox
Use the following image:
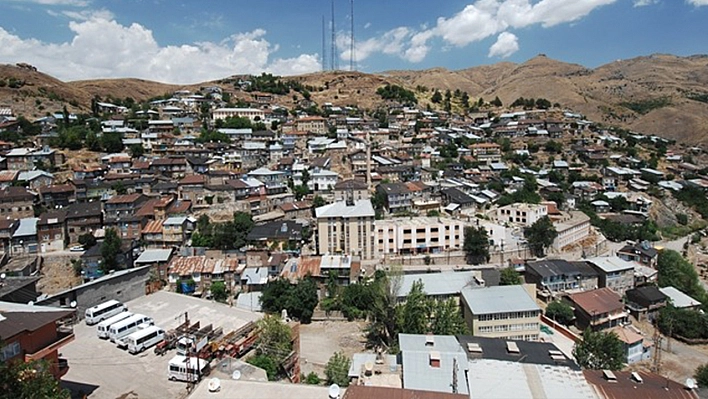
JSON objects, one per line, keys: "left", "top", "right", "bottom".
{"left": 452, "top": 357, "right": 458, "bottom": 394}
{"left": 349, "top": 0, "right": 355, "bottom": 71}
{"left": 321, "top": 15, "right": 327, "bottom": 71}
{"left": 331, "top": 0, "right": 337, "bottom": 71}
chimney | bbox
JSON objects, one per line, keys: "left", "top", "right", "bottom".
{"left": 429, "top": 351, "right": 441, "bottom": 368}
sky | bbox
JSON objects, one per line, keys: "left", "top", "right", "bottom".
{"left": 0, "top": 0, "right": 707, "bottom": 84}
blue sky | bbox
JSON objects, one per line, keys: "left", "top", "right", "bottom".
{"left": 0, "top": 0, "right": 706, "bottom": 83}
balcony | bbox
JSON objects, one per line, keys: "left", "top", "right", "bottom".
{"left": 24, "top": 326, "right": 75, "bottom": 362}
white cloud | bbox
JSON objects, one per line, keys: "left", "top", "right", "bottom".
{"left": 5, "top": 0, "right": 90, "bottom": 6}
{"left": 364, "top": 22, "right": 371, "bottom": 29}
{"left": 633, "top": 0, "right": 659, "bottom": 6}
{"left": 0, "top": 18, "right": 320, "bottom": 83}
{"left": 488, "top": 32, "right": 519, "bottom": 58}
{"left": 58, "top": 8, "right": 114, "bottom": 21}
{"left": 687, "top": 0, "right": 708, "bottom": 5}
{"left": 351, "top": 0, "right": 618, "bottom": 63}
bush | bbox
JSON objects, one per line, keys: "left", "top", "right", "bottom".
{"left": 247, "top": 354, "right": 278, "bottom": 381}
{"left": 303, "top": 371, "right": 321, "bottom": 385}
{"left": 325, "top": 352, "right": 351, "bottom": 387}
{"left": 696, "top": 363, "right": 708, "bottom": 388}
{"left": 545, "top": 301, "right": 574, "bottom": 325}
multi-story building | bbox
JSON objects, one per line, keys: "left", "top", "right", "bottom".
{"left": 376, "top": 182, "right": 412, "bottom": 214}
{"left": 333, "top": 179, "right": 369, "bottom": 202}
{"left": 248, "top": 168, "right": 287, "bottom": 195}
{"left": 617, "top": 241, "right": 658, "bottom": 268}
{"left": 294, "top": 116, "right": 327, "bottom": 134}
{"left": 315, "top": 199, "right": 376, "bottom": 260}
{"left": 460, "top": 284, "right": 541, "bottom": 341}
{"left": 38, "top": 184, "right": 76, "bottom": 208}
{"left": 470, "top": 143, "right": 502, "bottom": 164}
{"left": 586, "top": 256, "right": 635, "bottom": 295}
{"left": 551, "top": 211, "right": 591, "bottom": 251}
{"left": 495, "top": 203, "right": 548, "bottom": 227}
{"left": 65, "top": 201, "right": 103, "bottom": 245}
{"left": 374, "top": 217, "right": 464, "bottom": 256}
{"left": 104, "top": 194, "right": 149, "bottom": 221}
{"left": 524, "top": 259, "right": 598, "bottom": 295}
{"left": 568, "top": 287, "right": 629, "bottom": 331}
{"left": 212, "top": 107, "right": 265, "bottom": 122}
{"left": 0, "top": 302, "right": 76, "bottom": 379}
{"left": 0, "top": 186, "right": 35, "bottom": 219}
{"left": 37, "top": 211, "right": 67, "bottom": 253}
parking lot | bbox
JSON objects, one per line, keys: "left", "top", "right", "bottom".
{"left": 61, "top": 291, "right": 262, "bottom": 399}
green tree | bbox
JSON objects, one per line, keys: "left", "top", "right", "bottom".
{"left": 524, "top": 216, "right": 558, "bottom": 257}
{"left": 695, "top": 363, "right": 708, "bottom": 388}
{"left": 325, "top": 352, "right": 351, "bottom": 387}
{"left": 210, "top": 281, "right": 227, "bottom": 302}
{"left": 247, "top": 354, "right": 279, "bottom": 381}
{"left": 545, "top": 301, "right": 574, "bottom": 325}
{"left": 491, "top": 96, "right": 503, "bottom": 107}
{"left": 129, "top": 144, "right": 145, "bottom": 158}
{"left": 287, "top": 277, "right": 319, "bottom": 323}
{"left": 78, "top": 233, "right": 97, "bottom": 249}
{"left": 430, "top": 298, "right": 467, "bottom": 335}
{"left": 366, "top": 269, "right": 402, "bottom": 348}
{"left": 400, "top": 280, "right": 431, "bottom": 335}
{"left": 463, "top": 226, "right": 490, "bottom": 264}
{"left": 260, "top": 278, "right": 292, "bottom": 314}
{"left": 499, "top": 266, "right": 522, "bottom": 286}
{"left": 312, "top": 195, "right": 326, "bottom": 208}
{"left": 255, "top": 315, "right": 293, "bottom": 364}
{"left": 431, "top": 90, "right": 443, "bottom": 104}
{"left": 573, "top": 329, "right": 625, "bottom": 370}
{"left": 101, "top": 132, "right": 124, "bottom": 153}
{"left": 304, "top": 371, "right": 321, "bottom": 385}
{"left": 100, "top": 228, "right": 122, "bottom": 274}
{"left": 85, "top": 130, "right": 101, "bottom": 151}
{"left": 0, "top": 359, "right": 70, "bottom": 399}
{"left": 657, "top": 250, "right": 708, "bottom": 303}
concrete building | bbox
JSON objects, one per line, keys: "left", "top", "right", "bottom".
{"left": 586, "top": 256, "right": 635, "bottom": 295}
{"left": 524, "top": 259, "right": 598, "bottom": 297}
{"left": 212, "top": 107, "right": 265, "bottom": 122}
{"left": 0, "top": 186, "right": 34, "bottom": 219}
{"left": 333, "top": 179, "right": 369, "bottom": 202}
{"left": 293, "top": 116, "right": 327, "bottom": 134}
{"left": 375, "top": 217, "right": 465, "bottom": 256}
{"left": 396, "top": 270, "right": 482, "bottom": 301}
{"left": 583, "top": 370, "right": 697, "bottom": 399}
{"left": 0, "top": 301, "right": 76, "bottom": 379}
{"left": 568, "top": 287, "right": 629, "bottom": 331}
{"left": 376, "top": 182, "right": 412, "bottom": 214}
{"left": 460, "top": 284, "right": 541, "bottom": 341}
{"left": 496, "top": 203, "right": 548, "bottom": 227}
{"left": 398, "top": 334, "right": 469, "bottom": 395}
{"left": 609, "top": 325, "right": 652, "bottom": 364}
{"left": 551, "top": 211, "right": 591, "bottom": 251}
{"left": 315, "top": 199, "right": 376, "bottom": 260}
{"left": 617, "top": 241, "right": 658, "bottom": 268}
{"left": 659, "top": 286, "right": 702, "bottom": 310}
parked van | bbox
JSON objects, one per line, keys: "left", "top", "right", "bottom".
{"left": 108, "top": 314, "right": 153, "bottom": 343}
{"left": 96, "top": 311, "right": 133, "bottom": 339}
{"left": 168, "top": 355, "right": 209, "bottom": 382}
{"left": 125, "top": 326, "right": 165, "bottom": 354}
{"left": 85, "top": 300, "right": 126, "bottom": 325}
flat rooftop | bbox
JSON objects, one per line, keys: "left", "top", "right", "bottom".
{"left": 189, "top": 380, "right": 340, "bottom": 399}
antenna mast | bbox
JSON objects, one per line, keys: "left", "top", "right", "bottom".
{"left": 322, "top": 15, "right": 327, "bottom": 71}
{"left": 350, "top": 0, "right": 356, "bottom": 71}
{"left": 331, "top": 0, "right": 337, "bottom": 70}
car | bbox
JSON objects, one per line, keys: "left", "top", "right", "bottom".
{"left": 69, "top": 245, "right": 84, "bottom": 252}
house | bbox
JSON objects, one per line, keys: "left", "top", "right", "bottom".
{"left": 610, "top": 325, "right": 653, "bottom": 364}
{"left": 495, "top": 203, "right": 548, "bottom": 227}
{"left": 133, "top": 248, "right": 174, "bottom": 282}
{"left": 306, "top": 169, "right": 339, "bottom": 193}
{"left": 64, "top": 201, "right": 103, "bottom": 245}
{"left": 166, "top": 256, "right": 244, "bottom": 294}
{"left": 460, "top": 284, "right": 541, "bottom": 341}
{"left": 279, "top": 201, "right": 312, "bottom": 220}
{"left": 624, "top": 285, "right": 667, "bottom": 321}
{"left": 315, "top": 199, "right": 376, "bottom": 260}
{"left": 470, "top": 143, "right": 502, "bottom": 164}
{"left": 586, "top": 256, "right": 635, "bottom": 295}
{"left": 0, "top": 219, "right": 18, "bottom": 253}
{"left": 0, "top": 186, "right": 35, "bottom": 219}
{"left": 212, "top": 107, "right": 265, "bottom": 122}
{"left": 440, "top": 187, "right": 476, "bottom": 212}
{"left": 398, "top": 334, "right": 470, "bottom": 395}
{"left": 38, "top": 184, "right": 76, "bottom": 208}
{"left": 246, "top": 220, "right": 303, "bottom": 250}
{"left": 567, "top": 287, "right": 629, "bottom": 331}
{"left": 11, "top": 218, "right": 39, "bottom": 255}
{"left": 524, "top": 259, "right": 598, "bottom": 297}
{"left": 162, "top": 216, "right": 193, "bottom": 247}
{"left": 659, "top": 286, "right": 702, "bottom": 310}
{"left": 333, "top": 179, "right": 369, "bottom": 202}
{"left": 178, "top": 174, "right": 207, "bottom": 204}
{"left": 247, "top": 168, "right": 287, "bottom": 195}
{"left": 17, "top": 170, "right": 54, "bottom": 190}
{"left": 0, "top": 301, "right": 76, "bottom": 378}
{"left": 583, "top": 370, "right": 698, "bottom": 399}
{"left": 0, "top": 276, "right": 39, "bottom": 303}
{"left": 104, "top": 194, "right": 149, "bottom": 240}
{"left": 617, "top": 241, "right": 658, "bottom": 268}
{"left": 376, "top": 182, "right": 412, "bottom": 214}
{"left": 37, "top": 211, "right": 67, "bottom": 253}
{"left": 375, "top": 217, "right": 465, "bottom": 256}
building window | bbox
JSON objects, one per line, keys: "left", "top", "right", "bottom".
{"left": 0, "top": 341, "right": 21, "bottom": 361}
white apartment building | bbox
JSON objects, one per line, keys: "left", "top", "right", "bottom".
{"left": 212, "top": 108, "right": 265, "bottom": 122}
{"left": 460, "top": 284, "right": 541, "bottom": 341}
{"left": 375, "top": 217, "right": 465, "bottom": 255}
{"left": 496, "top": 203, "right": 548, "bottom": 227}
{"left": 551, "top": 211, "right": 591, "bottom": 251}
{"left": 315, "top": 199, "right": 376, "bottom": 260}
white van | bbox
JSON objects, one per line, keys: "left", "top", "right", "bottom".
{"left": 108, "top": 314, "right": 153, "bottom": 343}
{"left": 85, "top": 300, "right": 126, "bottom": 325}
{"left": 125, "top": 326, "right": 165, "bottom": 354}
{"left": 96, "top": 311, "right": 133, "bottom": 339}
{"left": 168, "top": 355, "right": 209, "bottom": 382}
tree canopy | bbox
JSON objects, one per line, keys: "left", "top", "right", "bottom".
{"left": 325, "top": 352, "right": 351, "bottom": 387}
{"left": 260, "top": 277, "right": 319, "bottom": 323}
{"left": 524, "top": 216, "right": 558, "bottom": 257}
{"left": 545, "top": 301, "right": 574, "bottom": 325}
{"left": 573, "top": 329, "right": 625, "bottom": 370}
{"left": 100, "top": 228, "right": 122, "bottom": 274}
{"left": 499, "top": 267, "right": 522, "bottom": 286}
{"left": 463, "top": 226, "right": 490, "bottom": 265}
{"left": 0, "top": 359, "right": 70, "bottom": 399}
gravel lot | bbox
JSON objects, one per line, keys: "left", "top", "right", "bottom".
{"left": 299, "top": 320, "right": 368, "bottom": 378}
{"left": 61, "top": 291, "right": 261, "bottom": 399}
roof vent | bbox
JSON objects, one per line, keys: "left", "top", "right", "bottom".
{"left": 603, "top": 370, "right": 617, "bottom": 382}
{"left": 631, "top": 372, "right": 643, "bottom": 383}
{"left": 425, "top": 335, "right": 435, "bottom": 347}
{"left": 429, "top": 351, "right": 441, "bottom": 368}
{"left": 467, "top": 343, "right": 483, "bottom": 353}
{"left": 506, "top": 341, "right": 520, "bottom": 354}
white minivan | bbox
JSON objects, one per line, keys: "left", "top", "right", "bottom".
{"left": 96, "top": 311, "right": 133, "bottom": 339}
{"left": 85, "top": 300, "right": 126, "bottom": 325}
{"left": 125, "top": 325, "right": 165, "bottom": 354}
{"left": 108, "top": 314, "right": 153, "bottom": 343}
{"left": 168, "top": 355, "right": 209, "bottom": 382}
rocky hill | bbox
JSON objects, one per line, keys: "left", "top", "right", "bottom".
{"left": 2, "top": 54, "right": 708, "bottom": 144}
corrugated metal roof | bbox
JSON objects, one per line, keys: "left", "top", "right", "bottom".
{"left": 460, "top": 285, "right": 539, "bottom": 315}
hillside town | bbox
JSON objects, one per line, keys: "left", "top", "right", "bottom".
{"left": 2, "top": 72, "right": 708, "bottom": 399}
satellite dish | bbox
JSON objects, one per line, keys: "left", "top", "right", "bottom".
{"left": 27, "top": 301, "right": 34, "bottom": 306}
{"left": 686, "top": 378, "right": 697, "bottom": 389}
{"left": 231, "top": 370, "right": 241, "bottom": 380}
{"left": 0, "top": 273, "right": 6, "bottom": 280}
{"left": 207, "top": 377, "right": 221, "bottom": 392}
{"left": 328, "top": 384, "right": 340, "bottom": 399}
{"left": 70, "top": 301, "right": 77, "bottom": 308}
